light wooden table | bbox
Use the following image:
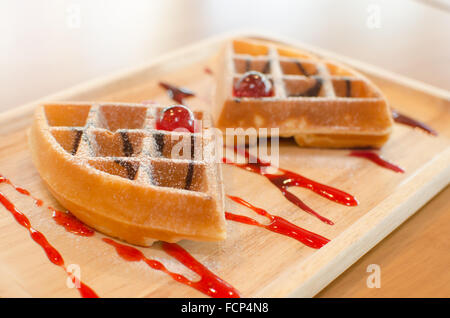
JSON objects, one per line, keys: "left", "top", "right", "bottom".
{"left": 318, "top": 185, "right": 450, "bottom": 298}
{"left": 1, "top": 0, "right": 449, "bottom": 297}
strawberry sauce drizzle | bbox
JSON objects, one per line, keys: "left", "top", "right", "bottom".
{"left": 0, "top": 186, "right": 98, "bottom": 298}
{"left": 49, "top": 207, "right": 95, "bottom": 237}
{"left": 392, "top": 109, "right": 438, "bottom": 136}
{"left": 159, "top": 82, "right": 195, "bottom": 104}
{"left": 204, "top": 67, "right": 213, "bottom": 75}
{"left": 349, "top": 151, "right": 405, "bottom": 173}
{"left": 103, "top": 238, "right": 240, "bottom": 298}
{"left": 226, "top": 195, "right": 329, "bottom": 249}
{"left": 1, "top": 174, "right": 95, "bottom": 237}
{"left": 223, "top": 147, "right": 358, "bottom": 225}
{"left": 1, "top": 174, "right": 238, "bottom": 298}
{"left": 161, "top": 241, "right": 240, "bottom": 298}
{"left": 0, "top": 176, "right": 43, "bottom": 207}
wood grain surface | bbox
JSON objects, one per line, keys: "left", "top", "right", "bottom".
{"left": 0, "top": 34, "right": 448, "bottom": 297}
{"left": 318, "top": 185, "right": 450, "bottom": 298}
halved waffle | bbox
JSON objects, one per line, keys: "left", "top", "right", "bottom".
{"left": 213, "top": 38, "right": 393, "bottom": 148}
{"left": 28, "top": 102, "right": 225, "bottom": 246}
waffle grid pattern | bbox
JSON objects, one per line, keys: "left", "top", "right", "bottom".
{"left": 228, "top": 39, "right": 383, "bottom": 101}
{"left": 44, "top": 102, "right": 215, "bottom": 194}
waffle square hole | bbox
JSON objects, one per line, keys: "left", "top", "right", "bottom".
{"left": 151, "top": 132, "right": 202, "bottom": 160}
{"left": 277, "top": 47, "right": 314, "bottom": 59}
{"left": 44, "top": 104, "right": 91, "bottom": 127}
{"left": 232, "top": 40, "right": 269, "bottom": 56}
{"left": 325, "top": 62, "right": 354, "bottom": 76}
{"left": 98, "top": 105, "right": 147, "bottom": 131}
{"left": 284, "top": 77, "right": 325, "bottom": 97}
{"left": 233, "top": 58, "right": 271, "bottom": 74}
{"left": 91, "top": 131, "right": 145, "bottom": 157}
{"left": 51, "top": 129, "right": 83, "bottom": 155}
{"left": 88, "top": 159, "right": 140, "bottom": 181}
{"left": 280, "top": 60, "right": 318, "bottom": 76}
{"left": 332, "top": 78, "right": 378, "bottom": 98}
{"left": 150, "top": 160, "right": 206, "bottom": 192}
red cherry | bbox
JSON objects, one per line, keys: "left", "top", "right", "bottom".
{"left": 233, "top": 71, "right": 273, "bottom": 98}
{"left": 156, "top": 105, "right": 195, "bottom": 133}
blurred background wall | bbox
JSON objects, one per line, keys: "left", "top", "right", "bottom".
{"left": 1, "top": 0, "right": 449, "bottom": 110}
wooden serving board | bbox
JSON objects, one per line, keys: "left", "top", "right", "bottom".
{"left": 0, "top": 32, "right": 449, "bottom": 298}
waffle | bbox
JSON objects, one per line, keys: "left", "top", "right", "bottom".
{"left": 28, "top": 102, "right": 226, "bottom": 246}
{"left": 213, "top": 38, "right": 393, "bottom": 148}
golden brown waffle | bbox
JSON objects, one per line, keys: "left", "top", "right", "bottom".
{"left": 214, "top": 38, "right": 393, "bottom": 148}
{"left": 29, "top": 102, "right": 225, "bottom": 246}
